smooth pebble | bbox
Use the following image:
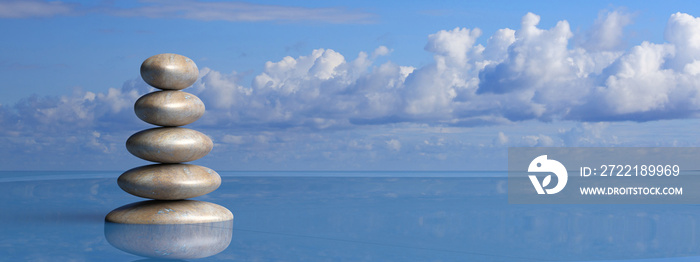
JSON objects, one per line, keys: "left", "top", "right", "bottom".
{"left": 126, "top": 127, "right": 212, "bottom": 163}
{"left": 134, "top": 90, "right": 205, "bottom": 127}
{"left": 105, "top": 200, "right": 233, "bottom": 224}
{"left": 118, "top": 164, "right": 221, "bottom": 200}
{"left": 140, "top": 53, "right": 199, "bottom": 90}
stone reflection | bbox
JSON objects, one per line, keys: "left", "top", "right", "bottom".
{"left": 105, "top": 218, "right": 233, "bottom": 260}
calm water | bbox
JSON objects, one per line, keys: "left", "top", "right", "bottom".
{"left": 0, "top": 171, "right": 699, "bottom": 261}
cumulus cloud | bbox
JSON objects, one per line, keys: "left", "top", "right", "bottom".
{"left": 5, "top": 7, "right": 700, "bottom": 129}
{"left": 223, "top": 11, "right": 694, "bottom": 126}
{"left": 587, "top": 42, "right": 677, "bottom": 115}
{"left": 82, "top": 10, "right": 697, "bottom": 130}
{"left": 425, "top": 27, "right": 483, "bottom": 67}
{"left": 6, "top": 10, "right": 700, "bottom": 169}
{"left": 478, "top": 13, "right": 575, "bottom": 95}
{"left": 10, "top": 11, "right": 700, "bottom": 131}
{"left": 371, "top": 46, "right": 392, "bottom": 58}
{"left": 664, "top": 12, "right": 700, "bottom": 69}
{"left": 578, "top": 10, "right": 633, "bottom": 51}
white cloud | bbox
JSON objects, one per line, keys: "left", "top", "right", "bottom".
{"left": 665, "top": 12, "right": 700, "bottom": 70}
{"left": 594, "top": 42, "right": 676, "bottom": 114}
{"left": 425, "top": 27, "right": 483, "bottom": 67}
{"left": 87, "top": 131, "right": 110, "bottom": 153}
{"left": 137, "top": 10, "right": 700, "bottom": 130}
{"left": 253, "top": 49, "right": 346, "bottom": 93}
{"left": 222, "top": 134, "right": 244, "bottom": 145}
{"left": 496, "top": 132, "right": 508, "bottom": 145}
{"left": 483, "top": 28, "right": 516, "bottom": 61}
{"left": 97, "top": 87, "right": 140, "bottom": 114}
{"left": 372, "top": 46, "right": 392, "bottom": 58}
{"left": 86, "top": 12, "right": 700, "bottom": 128}
{"left": 478, "top": 13, "right": 576, "bottom": 94}
{"left": 5, "top": 7, "right": 700, "bottom": 131}
{"left": 522, "top": 134, "right": 555, "bottom": 147}
{"left": 105, "top": 0, "right": 374, "bottom": 24}
{"left": 348, "top": 139, "right": 373, "bottom": 151}
{"left": 11, "top": 9, "right": 697, "bottom": 130}
{"left": 386, "top": 139, "right": 401, "bottom": 151}
{"left": 7, "top": 10, "right": 700, "bottom": 170}
{"left": 559, "top": 122, "right": 619, "bottom": 146}
{"left": 0, "top": 0, "right": 75, "bottom": 18}
{"left": 579, "top": 10, "right": 633, "bottom": 51}
{"left": 194, "top": 68, "right": 251, "bottom": 110}
{"left": 0, "top": 0, "right": 374, "bottom": 24}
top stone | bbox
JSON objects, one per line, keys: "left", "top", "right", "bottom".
{"left": 140, "top": 53, "right": 199, "bottom": 90}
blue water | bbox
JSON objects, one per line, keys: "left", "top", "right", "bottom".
{"left": 0, "top": 171, "right": 699, "bottom": 261}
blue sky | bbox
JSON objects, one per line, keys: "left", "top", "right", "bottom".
{"left": 1, "top": 0, "right": 700, "bottom": 171}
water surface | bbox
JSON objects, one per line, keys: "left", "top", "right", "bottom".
{"left": 0, "top": 171, "right": 698, "bottom": 261}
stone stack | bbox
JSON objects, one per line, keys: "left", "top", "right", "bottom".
{"left": 106, "top": 53, "right": 232, "bottom": 224}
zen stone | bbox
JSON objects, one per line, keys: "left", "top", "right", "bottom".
{"left": 126, "top": 127, "right": 213, "bottom": 163}
{"left": 105, "top": 200, "right": 233, "bottom": 224}
{"left": 141, "top": 53, "right": 199, "bottom": 90}
{"left": 118, "top": 164, "right": 221, "bottom": 200}
{"left": 110, "top": 53, "right": 228, "bottom": 226}
{"left": 104, "top": 220, "right": 233, "bottom": 259}
{"left": 135, "top": 90, "right": 205, "bottom": 127}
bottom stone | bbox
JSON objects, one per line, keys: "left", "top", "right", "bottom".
{"left": 105, "top": 200, "right": 233, "bottom": 224}
{"left": 105, "top": 220, "right": 233, "bottom": 259}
